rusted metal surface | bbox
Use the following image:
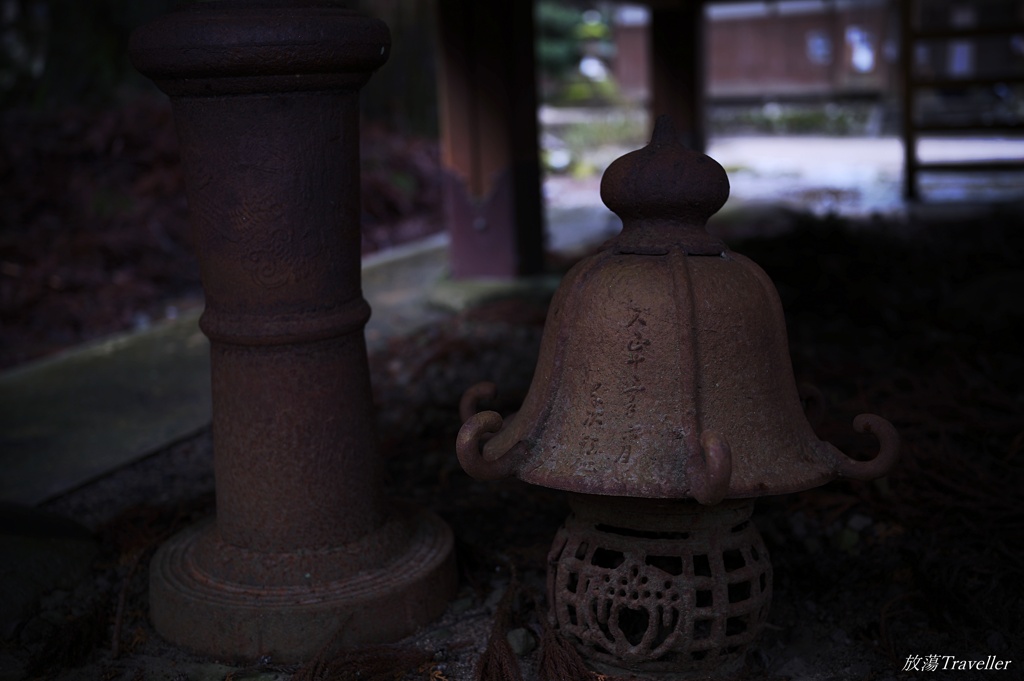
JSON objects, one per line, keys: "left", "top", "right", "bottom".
{"left": 458, "top": 116, "right": 898, "bottom": 676}
{"left": 548, "top": 495, "right": 771, "bottom": 677}
{"left": 458, "top": 116, "right": 899, "bottom": 501}
{"left": 130, "top": 1, "right": 455, "bottom": 661}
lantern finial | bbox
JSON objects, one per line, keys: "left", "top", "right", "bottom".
{"left": 600, "top": 115, "right": 729, "bottom": 255}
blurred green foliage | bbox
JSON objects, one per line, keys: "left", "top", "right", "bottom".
{"left": 1, "top": 0, "right": 621, "bottom": 124}
{"left": 0, "top": 0, "right": 439, "bottom": 134}
{"left": 536, "top": 1, "right": 583, "bottom": 88}
{"left": 1, "top": 0, "right": 180, "bottom": 110}
{"left": 708, "top": 101, "right": 882, "bottom": 136}
{"left": 536, "top": 1, "right": 619, "bottom": 106}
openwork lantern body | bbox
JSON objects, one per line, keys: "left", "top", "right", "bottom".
{"left": 547, "top": 496, "right": 773, "bottom": 676}
{"left": 458, "top": 117, "right": 898, "bottom": 677}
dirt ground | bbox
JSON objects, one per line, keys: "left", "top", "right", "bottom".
{"left": 2, "top": 100, "right": 1022, "bottom": 680}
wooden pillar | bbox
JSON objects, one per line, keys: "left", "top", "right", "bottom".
{"left": 899, "top": 0, "right": 919, "bottom": 200}
{"left": 649, "top": 0, "right": 706, "bottom": 152}
{"left": 435, "top": 0, "right": 545, "bottom": 279}
{"left": 129, "top": 1, "right": 455, "bottom": 661}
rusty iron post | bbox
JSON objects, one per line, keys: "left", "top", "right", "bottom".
{"left": 130, "top": 1, "right": 455, "bottom": 661}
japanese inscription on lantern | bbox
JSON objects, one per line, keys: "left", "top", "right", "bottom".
{"left": 620, "top": 305, "right": 651, "bottom": 463}
{"left": 579, "top": 382, "right": 603, "bottom": 457}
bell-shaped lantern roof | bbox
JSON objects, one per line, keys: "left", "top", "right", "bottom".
{"left": 457, "top": 117, "right": 898, "bottom": 503}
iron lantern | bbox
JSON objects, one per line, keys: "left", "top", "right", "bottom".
{"left": 457, "top": 117, "right": 899, "bottom": 678}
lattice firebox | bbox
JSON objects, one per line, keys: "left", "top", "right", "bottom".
{"left": 548, "top": 497, "right": 770, "bottom": 676}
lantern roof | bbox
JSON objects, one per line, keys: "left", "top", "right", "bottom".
{"left": 457, "top": 117, "right": 898, "bottom": 503}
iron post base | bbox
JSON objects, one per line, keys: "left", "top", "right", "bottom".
{"left": 150, "top": 508, "right": 455, "bottom": 662}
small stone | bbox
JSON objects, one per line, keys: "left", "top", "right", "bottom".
{"left": 506, "top": 627, "right": 536, "bottom": 656}
{"left": 834, "top": 527, "right": 860, "bottom": 553}
{"left": 429, "top": 629, "right": 455, "bottom": 645}
{"left": 483, "top": 585, "right": 506, "bottom": 610}
{"left": 191, "top": 662, "right": 259, "bottom": 681}
{"left": 776, "top": 656, "right": 810, "bottom": 677}
{"left": 748, "top": 647, "right": 771, "bottom": 671}
{"left": 449, "top": 596, "right": 474, "bottom": 615}
{"left": 847, "top": 513, "right": 873, "bottom": 532}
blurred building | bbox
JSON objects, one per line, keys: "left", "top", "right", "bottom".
{"left": 613, "top": 0, "right": 897, "bottom": 104}
{"left": 706, "top": 0, "right": 895, "bottom": 101}
{"left": 612, "top": 0, "right": 1023, "bottom": 107}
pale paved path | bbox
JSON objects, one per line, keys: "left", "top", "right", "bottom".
{"left": 0, "top": 236, "right": 451, "bottom": 506}
{"left": 545, "top": 135, "right": 1024, "bottom": 237}
{"left": 708, "top": 135, "right": 1024, "bottom": 214}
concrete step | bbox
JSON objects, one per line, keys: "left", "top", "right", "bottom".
{"left": 0, "top": 234, "right": 452, "bottom": 507}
